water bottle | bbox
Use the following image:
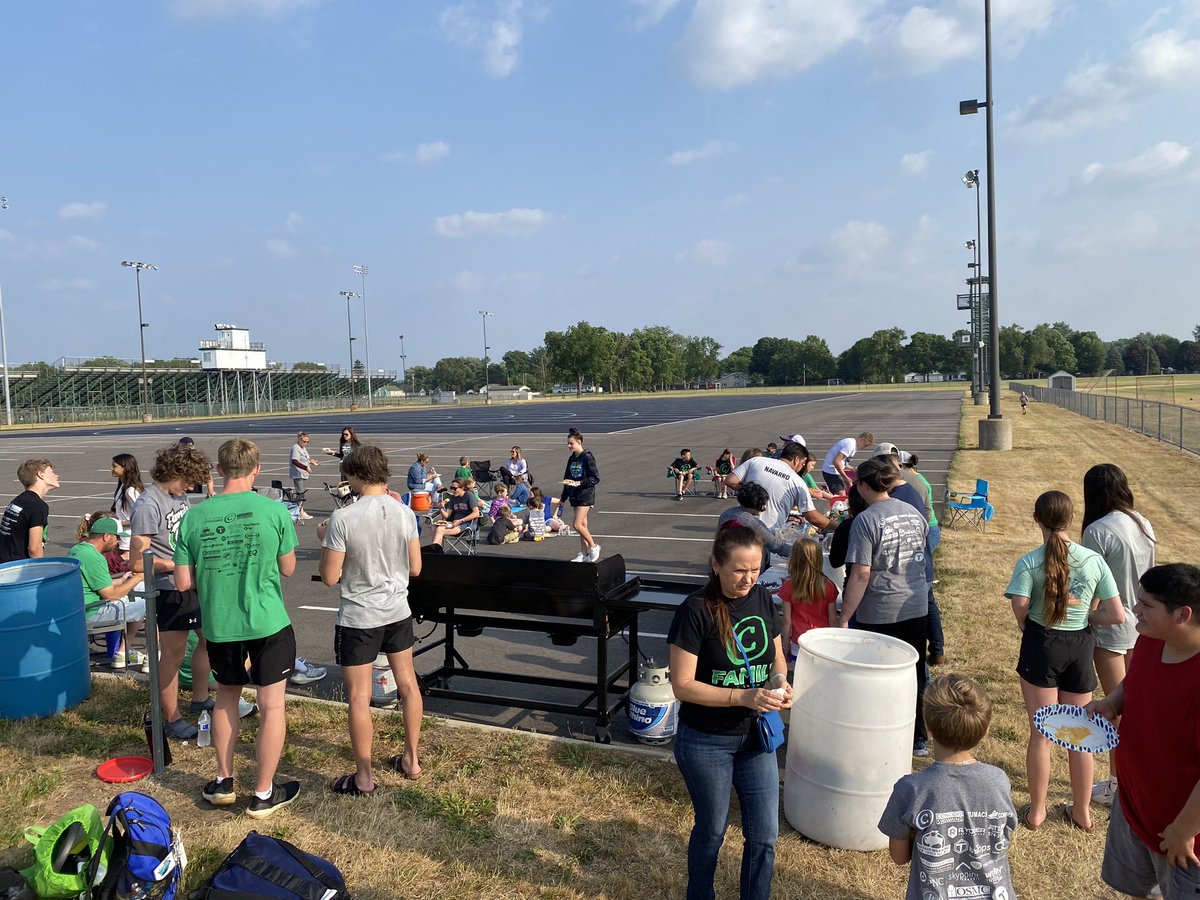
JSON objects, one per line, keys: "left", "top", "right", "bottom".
{"left": 197, "top": 710, "right": 211, "bottom": 748}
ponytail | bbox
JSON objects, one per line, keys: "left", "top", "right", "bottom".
{"left": 1035, "top": 491, "right": 1074, "bottom": 627}
{"left": 705, "top": 525, "right": 764, "bottom": 651}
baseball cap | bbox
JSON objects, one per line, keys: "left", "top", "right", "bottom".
{"left": 89, "top": 518, "right": 121, "bottom": 536}
{"left": 897, "top": 450, "right": 914, "bottom": 465}
{"left": 873, "top": 442, "right": 899, "bottom": 457}
{"left": 178, "top": 436, "right": 195, "bottom": 446}
{"left": 779, "top": 433, "right": 806, "bottom": 446}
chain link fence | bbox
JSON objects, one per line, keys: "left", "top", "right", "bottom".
{"left": 1010, "top": 382, "right": 1199, "bottom": 455}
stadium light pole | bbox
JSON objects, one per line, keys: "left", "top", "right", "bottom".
{"left": 121, "top": 260, "right": 157, "bottom": 422}
{"left": 478, "top": 310, "right": 493, "bottom": 405}
{"left": 960, "top": 0, "right": 1010, "bottom": 450}
{"left": 398, "top": 334, "right": 408, "bottom": 389}
{"left": 964, "top": 167, "right": 984, "bottom": 402}
{"left": 353, "top": 265, "right": 372, "bottom": 406}
{"left": 0, "top": 195, "right": 12, "bottom": 425}
{"left": 339, "top": 290, "right": 360, "bottom": 404}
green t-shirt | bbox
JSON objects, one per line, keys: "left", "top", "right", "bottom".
{"left": 67, "top": 541, "right": 113, "bottom": 614}
{"left": 174, "top": 490, "right": 298, "bottom": 643}
{"left": 916, "top": 473, "right": 938, "bottom": 526}
{"left": 1004, "top": 541, "right": 1119, "bottom": 631}
{"left": 455, "top": 466, "right": 473, "bottom": 482}
{"left": 802, "top": 472, "right": 819, "bottom": 490}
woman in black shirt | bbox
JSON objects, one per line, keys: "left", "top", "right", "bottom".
{"left": 667, "top": 525, "right": 793, "bottom": 900}
{"left": 550, "top": 427, "right": 601, "bottom": 563}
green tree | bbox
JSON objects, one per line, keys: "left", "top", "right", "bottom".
{"left": 838, "top": 329, "right": 906, "bottom": 383}
{"left": 681, "top": 336, "right": 722, "bottom": 384}
{"left": 292, "top": 361, "right": 328, "bottom": 371}
{"left": 406, "top": 364, "right": 433, "bottom": 393}
{"left": 749, "top": 337, "right": 790, "bottom": 381}
{"left": 632, "top": 326, "right": 683, "bottom": 389}
{"left": 431, "top": 357, "right": 483, "bottom": 393}
{"left": 998, "top": 324, "right": 1026, "bottom": 378}
{"left": 80, "top": 355, "right": 129, "bottom": 367}
{"left": 772, "top": 336, "right": 835, "bottom": 384}
{"left": 1104, "top": 342, "right": 1126, "bottom": 373}
{"left": 903, "top": 332, "right": 942, "bottom": 375}
{"left": 1178, "top": 340, "right": 1200, "bottom": 373}
{"left": 1194, "top": 324, "right": 1200, "bottom": 342}
{"left": 719, "top": 346, "right": 753, "bottom": 375}
{"left": 1069, "top": 331, "right": 1106, "bottom": 374}
{"left": 612, "top": 332, "right": 654, "bottom": 392}
{"left": 502, "top": 350, "right": 533, "bottom": 385}
{"left": 545, "top": 321, "right": 617, "bottom": 392}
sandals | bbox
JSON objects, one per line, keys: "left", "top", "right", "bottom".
{"left": 387, "top": 754, "right": 422, "bottom": 780}
{"left": 1058, "top": 805, "right": 1093, "bottom": 833}
{"left": 330, "top": 774, "right": 376, "bottom": 797}
{"left": 1018, "top": 804, "right": 1040, "bottom": 831}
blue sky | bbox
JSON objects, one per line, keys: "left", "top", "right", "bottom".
{"left": 1, "top": 0, "right": 1198, "bottom": 374}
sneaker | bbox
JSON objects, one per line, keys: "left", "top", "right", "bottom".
{"left": 588, "top": 544, "right": 601, "bottom": 563}
{"left": 1091, "top": 779, "right": 1116, "bottom": 808}
{"left": 290, "top": 658, "right": 327, "bottom": 685}
{"left": 190, "top": 697, "right": 215, "bottom": 714}
{"left": 164, "top": 717, "right": 198, "bottom": 741}
{"left": 140, "top": 654, "right": 151, "bottom": 674}
{"left": 202, "top": 776, "right": 236, "bottom": 807}
{"left": 299, "top": 511, "right": 314, "bottom": 520}
{"left": 239, "top": 697, "right": 259, "bottom": 719}
{"left": 126, "top": 649, "right": 147, "bottom": 669}
{"left": 675, "top": 494, "right": 683, "bottom": 501}
{"left": 913, "top": 740, "right": 929, "bottom": 758}
{"left": 570, "top": 552, "right": 587, "bottom": 563}
{"left": 246, "top": 780, "right": 301, "bottom": 819}
{"left": 109, "top": 652, "right": 127, "bottom": 670}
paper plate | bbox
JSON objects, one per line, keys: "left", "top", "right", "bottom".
{"left": 1033, "top": 704, "right": 1119, "bottom": 753}
{"left": 96, "top": 755, "right": 153, "bottom": 783}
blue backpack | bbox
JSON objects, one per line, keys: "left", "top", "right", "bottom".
{"left": 87, "top": 792, "right": 184, "bottom": 900}
{"left": 190, "top": 831, "right": 349, "bottom": 899}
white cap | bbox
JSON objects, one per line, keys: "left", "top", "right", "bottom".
{"left": 873, "top": 442, "right": 899, "bottom": 457}
{"left": 779, "top": 433, "right": 805, "bottom": 446}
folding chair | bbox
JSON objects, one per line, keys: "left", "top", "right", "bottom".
{"left": 272, "top": 478, "right": 308, "bottom": 507}
{"left": 443, "top": 519, "right": 480, "bottom": 555}
{"left": 667, "top": 467, "right": 700, "bottom": 497}
{"left": 469, "top": 460, "right": 500, "bottom": 500}
{"left": 943, "top": 479, "right": 994, "bottom": 531}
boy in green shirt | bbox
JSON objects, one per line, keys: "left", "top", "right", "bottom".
{"left": 68, "top": 515, "right": 145, "bottom": 668}
{"left": 175, "top": 439, "right": 299, "bottom": 819}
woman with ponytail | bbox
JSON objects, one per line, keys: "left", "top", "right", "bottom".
{"left": 1005, "top": 490, "right": 1125, "bottom": 831}
{"left": 668, "top": 524, "right": 792, "bottom": 900}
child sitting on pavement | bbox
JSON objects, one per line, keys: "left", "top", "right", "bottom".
{"left": 487, "top": 505, "right": 526, "bottom": 544}
{"left": 1088, "top": 563, "right": 1200, "bottom": 900}
{"left": 878, "top": 673, "right": 1018, "bottom": 900}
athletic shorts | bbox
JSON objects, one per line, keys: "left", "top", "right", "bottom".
{"left": 822, "top": 472, "right": 846, "bottom": 494}
{"left": 335, "top": 618, "right": 415, "bottom": 667}
{"left": 1017, "top": 619, "right": 1097, "bottom": 693}
{"left": 567, "top": 489, "right": 595, "bottom": 508}
{"left": 207, "top": 625, "right": 296, "bottom": 687}
{"left": 1103, "top": 794, "right": 1200, "bottom": 900}
{"left": 156, "top": 589, "right": 201, "bottom": 632}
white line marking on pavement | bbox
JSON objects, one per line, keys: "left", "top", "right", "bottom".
{"left": 297, "top": 605, "right": 339, "bottom": 612}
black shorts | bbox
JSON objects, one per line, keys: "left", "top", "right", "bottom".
{"left": 335, "top": 618, "right": 414, "bottom": 667}
{"left": 823, "top": 472, "right": 845, "bottom": 494}
{"left": 207, "top": 625, "right": 297, "bottom": 687}
{"left": 567, "top": 489, "right": 595, "bottom": 508}
{"left": 1017, "top": 619, "right": 1097, "bottom": 693}
{"left": 156, "top": 588, "right": 201, "bottom": 632}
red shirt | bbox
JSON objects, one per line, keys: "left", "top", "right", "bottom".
{"left": 1115, "top": 636, "right": 1200, "bottom": 856}
{"left": 778, "top": 577, "right": 838, "bottom": 645}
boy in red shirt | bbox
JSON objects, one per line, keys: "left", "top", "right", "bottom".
{"left": 1088, "top": 563, "right": 1200, "bottom": 899}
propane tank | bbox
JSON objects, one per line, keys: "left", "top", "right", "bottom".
{"left": 628, "top": 658, "right": 678, "bottom": 745}
{"left": 370, "top": 654, "right": 397, "bottom": 707}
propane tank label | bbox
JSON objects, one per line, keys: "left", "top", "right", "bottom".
{"left": 628, "top": 699, "right": 678, "bottom": 741}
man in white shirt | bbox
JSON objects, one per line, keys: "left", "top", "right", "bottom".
{"left": 821, "top": 431, "right": 875, "bottom": 494}
{"left": 724, "top": 443, "right": 831, "bottom": 531}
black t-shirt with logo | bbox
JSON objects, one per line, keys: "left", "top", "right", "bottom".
{"left": 667, "top": 584, "right": 780, "bottom": 735}
{"left": 0, "top": 490, "right": 49, "bottom": 563}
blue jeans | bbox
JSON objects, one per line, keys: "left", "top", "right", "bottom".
{"left": 674, "top": 722, "right": 779, "bottom": 900}
{"left": 926, "top": 524, "right": 945, "bottom": 658}
{"left": 510, "top": 482, "right": 531, "bottom": 506}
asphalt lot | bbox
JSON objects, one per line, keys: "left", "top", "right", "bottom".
{"left": 3, "top": 389, "right": 963, "bottom": 743}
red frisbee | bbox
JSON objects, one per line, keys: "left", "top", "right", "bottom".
{"left": 96, "top": 756, "right": 153, "bottom": 783}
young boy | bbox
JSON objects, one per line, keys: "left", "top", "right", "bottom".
{"left": 1090, "top": 563, "right": 1200, "bottom": 899}
{"left": 0, "top": 458, "right": 59, "bottom": 563}
{"left": 669, "top": 449, "right": 700, "bottom": 500}
{"left": 879, "top": 674, "right": 1018, "bottom": 900}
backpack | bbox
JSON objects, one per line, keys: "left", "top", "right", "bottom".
{"left": 87, "top": 792, "right": 185, "bottom": 900}
{"left": 189, "top": 831, "right": 349, "bottom": 899}
{"left": 20, "top": 804, "right": 109, "bottom": 899}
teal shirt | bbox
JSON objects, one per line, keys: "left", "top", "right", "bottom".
{"left": 916, "top": 473, "right": 938, "bottom": 526}
{"left": 1005, "top": 541, "right": 1118, "bottom": 630}
{"left": 67, "top": 541, "right": 113, "bottom": 614}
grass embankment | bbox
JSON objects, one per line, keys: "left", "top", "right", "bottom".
{"left": 2, "top": 391, "right": 1196, "bottom": 898}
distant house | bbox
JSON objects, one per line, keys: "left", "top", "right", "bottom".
{"left": 373, "top": 383, "right": 405, "bottom": 399}
{"left": 483, "top": 384, "right": 536, "bottom": 401}
{"left": 1048, "top": 370, "right": 1077, "bottom": 391}
{"left": 716, "top": 372, "right": 752, "bottom": 389}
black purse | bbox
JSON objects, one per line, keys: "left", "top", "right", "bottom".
{"left": 732, "top": 632, "right": 786, "bottom": 753}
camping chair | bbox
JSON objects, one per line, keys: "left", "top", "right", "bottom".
{"left": 470, "top": 460, "right": 501, "bottom": 500}
{"left": 944, "top": 479, "right": 994, "bottom": 531}
{"left": 667, "top": 466, "right": 701, "bottom": 497}
{"left": 442, "top": 518, "right": 480, "bottom": 556}
{"left": 272, "top": 478, "right": 308, "bottom": 507}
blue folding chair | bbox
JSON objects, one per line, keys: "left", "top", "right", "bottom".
{"left": 944, "top": 479, "right": 994, "bottom": 531}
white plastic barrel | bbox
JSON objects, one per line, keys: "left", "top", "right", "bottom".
{"left": 785, "top": 628, "right": 919, "bottom": 851}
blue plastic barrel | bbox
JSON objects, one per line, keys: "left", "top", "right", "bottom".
{"left": 0, "top": 557, "right": 89, "bottom": 720}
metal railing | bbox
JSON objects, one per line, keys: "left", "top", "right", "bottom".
{"left": 1010, "top": 382, "right": 1199, "bottom": 456}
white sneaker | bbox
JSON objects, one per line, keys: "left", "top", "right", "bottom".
{"left": 588, "top": 544, "right": 601, "bottom": 562}
{"left": 109, "top": 652, "right": 127, "bottom": 670}
{"left": 126, "top": 649, "right": 147, "bottom": 669}
{"left": 238, "top": 697, "right": 259, "bottom": 719}
{"left": 570, "top": 552, "right": 587, "bottom": 563}
{"left": 1091, "top": 779, "right": 1116, "bottom": 807}
{"left": 290, "top": 657, "right": 327, "bottom": 685}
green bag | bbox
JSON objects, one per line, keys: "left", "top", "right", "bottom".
{"left": 20, "top": 804, "right": 109, "bottom": 898}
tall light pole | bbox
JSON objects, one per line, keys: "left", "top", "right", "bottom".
{"left": 960, "top": 0, "right": 1010, "bottom": 450}
{"left": 353, "top": 265, "right": 372, "bottom": 406}
{"left": 0, "top": 195, "right": 12, "bottom": 425}
{"left": 121, "top": 260, "right": 157, "bottom": 422}
{"left": 478, "top": 310, "right": 493, "bottom": 404}
{"left": 398, "top": 334, "right": 408, "bottom": 390}
{"left": 339, "top": 290, "right": 360, "bottom": 404}
{"left": 964, "top": 167, "right": 984, "bottom": 403}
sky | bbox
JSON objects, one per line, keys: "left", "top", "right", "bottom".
{"left": 1, "top": 0, "right": 1198, "bottom": 375}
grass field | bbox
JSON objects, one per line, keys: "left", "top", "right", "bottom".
{"left": 1037, "top": 372, "right": 1200, "bottom": 409}
{"left": 1, "top": 390, "right": 1196, "bottom": 898}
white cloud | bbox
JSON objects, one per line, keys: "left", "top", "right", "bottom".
{"left": 666, "top": 139, "right": 735, "bottom": 165}
{"left": 450, "top": 270, "right": 542, "bottom": 292}
{"left": 382, "top": 141, "right": 451, "bottom": 164}
{"left": 170, "top": 0, "right": 322, "bottom": 19}
{"left": 674, "top": 0, "right": 883, "bottom": 89}
{"left": 58, "top": 201, "right": 107, "bottom": 222}
{"left": 38, "top": 277, "right": 96, "bottom": 293}
{"left": 829, "top": 220, "right": 891, "bottom": 268}
{"left": 629, "top": 0, "right": 682, "bottom": 30}
{"left": 266, "top": 238, "right": 296, "bottom": 258}
{"left": 900, "top": 151, "right": 932, "bottom": 176}
{"left": 285, "top": 211, "right": 303, "bottom": 234}
{"left": 67, "top": 235, "right": 101, "bottom": 253}
{"left": 675, "top": 238, "right": 732, "bottom": 266}
{"left": 1081, "top": 141, "right": 1192, "bottom": 185}
{"left": 1010, "top": 28, "right": 1200, "bottom": 141}
{"left": 885, "top": 6, "right": 976, "bottom": 73}
{"left": 433, "top": 207, "right": 554, "bottom": 238}
{"left": 722, "top": 192, "right": 748, "bottom": 207}
{"left": 1055, "top": 211, "right": 1162, "bottom": 257}
{"left": 440, "top": 1, "right": 529, "bottom": 79}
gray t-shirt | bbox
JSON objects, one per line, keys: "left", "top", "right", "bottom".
{"left": 130, "top": 483, "right": 189, "bottom": 591}
{"left": 878, "top": 762, "right": 1018, "bottom": 900}
{"left": 845, "top": 498, "right": 929, "bottom": 624}
{"left": 1082, "top": 510, "right": 1156, "bottom": 653}
{"left": 322, "top": 494, "right": 420, "bottom": 629}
